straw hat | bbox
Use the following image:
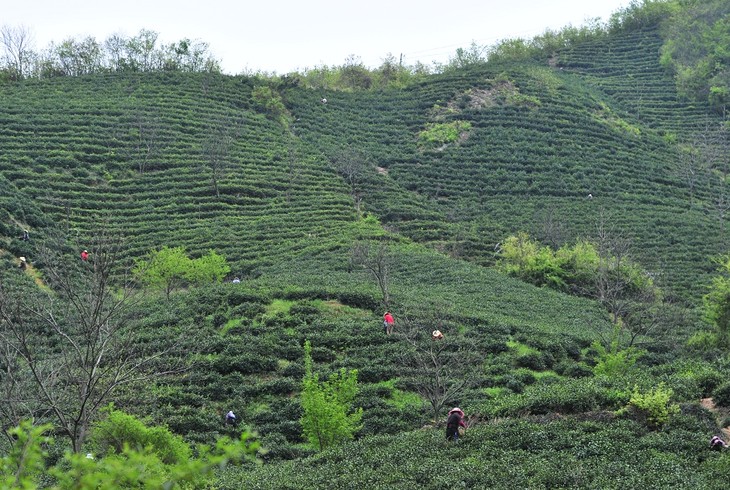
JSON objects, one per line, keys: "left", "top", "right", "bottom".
{"left": 449, "top": 407, "right": 463, "bottom": 415}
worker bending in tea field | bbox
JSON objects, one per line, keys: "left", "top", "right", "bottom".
{"left": 446, "top": 407, "right": 466, "bottom": 442}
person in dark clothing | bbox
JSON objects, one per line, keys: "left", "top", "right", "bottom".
{"left": 21, "top": 230, "right": 29, "bottom": 241}
{"left": 710, "top": 435, "right": 727, "bottom": 451}
{"left": 446, "top": 407, "right": 466, "bottom": 442}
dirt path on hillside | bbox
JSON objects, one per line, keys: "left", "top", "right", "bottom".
{"left": 701, "top": 397, "right": 730, "bottom": 440}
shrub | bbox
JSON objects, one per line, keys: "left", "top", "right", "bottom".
{"left": 515, "top": 352, "right": 546, "bottom": 371}
{"left": 591, "top": 341, "right": 644, "bottom": 378}
{"left": 89, "top": 407, "right": 191, "bottom": 464}
{"left": 620, "top": 384, "right": 680, "bottom": 429}
{"left": 555, "top": 360, "right": 593, "bottom": 378}
{"left": 712, "top": 382, "right": 730, "bottom": 407}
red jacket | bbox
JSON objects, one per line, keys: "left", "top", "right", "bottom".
{"left": 383, "top": 313, "right": 394, "bottom": 324}
{"left": 80, "top": 251, "right": 89, "bottom": 261}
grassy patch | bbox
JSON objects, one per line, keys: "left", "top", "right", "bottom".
{"left": 506, "top": 340, "right": 539, "bottom": 356}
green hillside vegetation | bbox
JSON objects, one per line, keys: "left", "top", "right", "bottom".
{"left": 1, "top": 0, "right": 730, "bottom": 488}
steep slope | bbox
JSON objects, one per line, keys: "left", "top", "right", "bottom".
{"left": 0, "top": 73, "right": 366, "bottom": 275}
{"left": 286, "top": 25, "right": 727, "bottom": 302}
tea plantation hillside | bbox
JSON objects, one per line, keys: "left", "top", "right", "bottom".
{"left": 2, "top": 4, "right": 730, "bottom": 488}
{"left": 0, "top": 23, "right": 726, "bottom": 300}
{"left": 286, "top": 24, "right": 727, "bottom": 302}
{"left": 0, "top": 73, "right": 373, "bottom": 276}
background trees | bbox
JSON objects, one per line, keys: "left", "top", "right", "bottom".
{"left": 0, "top": 26, "right": 221, "bottom": 79}
{"left": 0, "top": 24, "right": 34, "bottom": 80}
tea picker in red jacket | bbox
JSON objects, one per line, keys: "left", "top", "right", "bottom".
{"left": 383, "top": 311, "right": 395, "bottom": 335}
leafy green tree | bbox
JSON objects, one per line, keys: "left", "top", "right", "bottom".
{"left": 0, "top": 421, "right": 51, "bottom": 488}
{"left": 134, "top": 247, "right": 230, "bottom": 298}
{"left": 300, "top": 340, "right": 362, "bottom": 451}
{"left": 704, "top": 254, "right": 730, "bottom": 346}
{"left": 186, "top": 250, "right": 231, "bottom": 286}
{"left": 134, "top": 246, "right": 191, "bottom": 299}
{"left": 251, "top": 85, "right": 290, "bottom": 127}
{"left": 339, "top": 55, "right": 372, "bottom": 90}
{"left": 659, "top": 0, "right": 730, "bottom": 114}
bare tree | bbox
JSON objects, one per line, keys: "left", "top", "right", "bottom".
{"left": 330, "top": 146, "right": 372, "bottom": 215}
{"left": 0, "top": 24, "right": 34, "bottom": 79}
{"left": 588, "top": 210, "right": 660, "bottom": 349}
{"left": 534, "top": 204, "right": 567, "bottom": 249}
{"left": 0, "top": 231, "right": 181, "bottom": 452}
{"left": 285, "top": 136, "right": 302, "bottom": 204}
{"left": 350, "top": 240, "right": 393, "bottom": 309}
{"left": 592, "top": 210, "right": 634, "bottom": 322}
{"left": 202, "top": 123, "right": 238, "bottom": 198}
{"left": 117, "top": 111, "right": 162, "bottom": 174}
{"left": 0, "top": 334, "right": 36, "bottom": 443}
{"left": 396, "top": 317, "right": 477, "bottom": 423}
{"left": 677, "top": 140, "right": 708, "bottom": 208}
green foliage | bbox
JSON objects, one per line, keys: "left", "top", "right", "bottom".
{"left": 2, "top": 12, "right": 730, "bottom": 488}
{"left": 0, "top": 419, "right": 261, "bottom": 489}
{"left": 300, "top": 340, "right": 363, "bottom": 450}
{"left": 704, "top": 254, "right": 730, "bottom": 346}
{"left": 712, "top": 382, "right": 730, "bottom": 408}
{"left": 487, "top": 377, "right": 629, "bottom": 417}
{"left": 417, "top": 120, "right": 472, "bottom": 148}
{"left": 223, "top": 413, "right": 719, "bottom": 489}
{"left": 134, "top": 246, "right": 190, "bottom": 298}
{"left": 251, "top": 85, "right": 290, "bottom": 126}
{"left": 89, "top": 407, "right": 191, "bottom": 464}
{"left": 659, "top": 0, "right": 730, "bottom": 112}
{"left": 497, "top": 232, "right": 655, "bottom": 301}
{"left": 591, "top": 339, "right": 644, "bottom": 378}
{"left": 0, "top": 421, "right": 52, "bottom": 489}
{"left": 621, "top": 383, "right": 679, "bottom": 429}
{"left": 134, "top": 246, "right": 229, "bottom": 298}
{"left": 187, "top": 250, "right": 231, "bottom": 285}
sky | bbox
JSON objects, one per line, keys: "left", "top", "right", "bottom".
{"left": 4, "top": 0, "right": 634, "bottom": 74}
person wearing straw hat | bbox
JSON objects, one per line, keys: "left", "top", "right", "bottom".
{"left": 432, "top": 330, "right": 444, "bottom": 341}
{"left": 446, "top": 407, "right": 466, "bottom": 442}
